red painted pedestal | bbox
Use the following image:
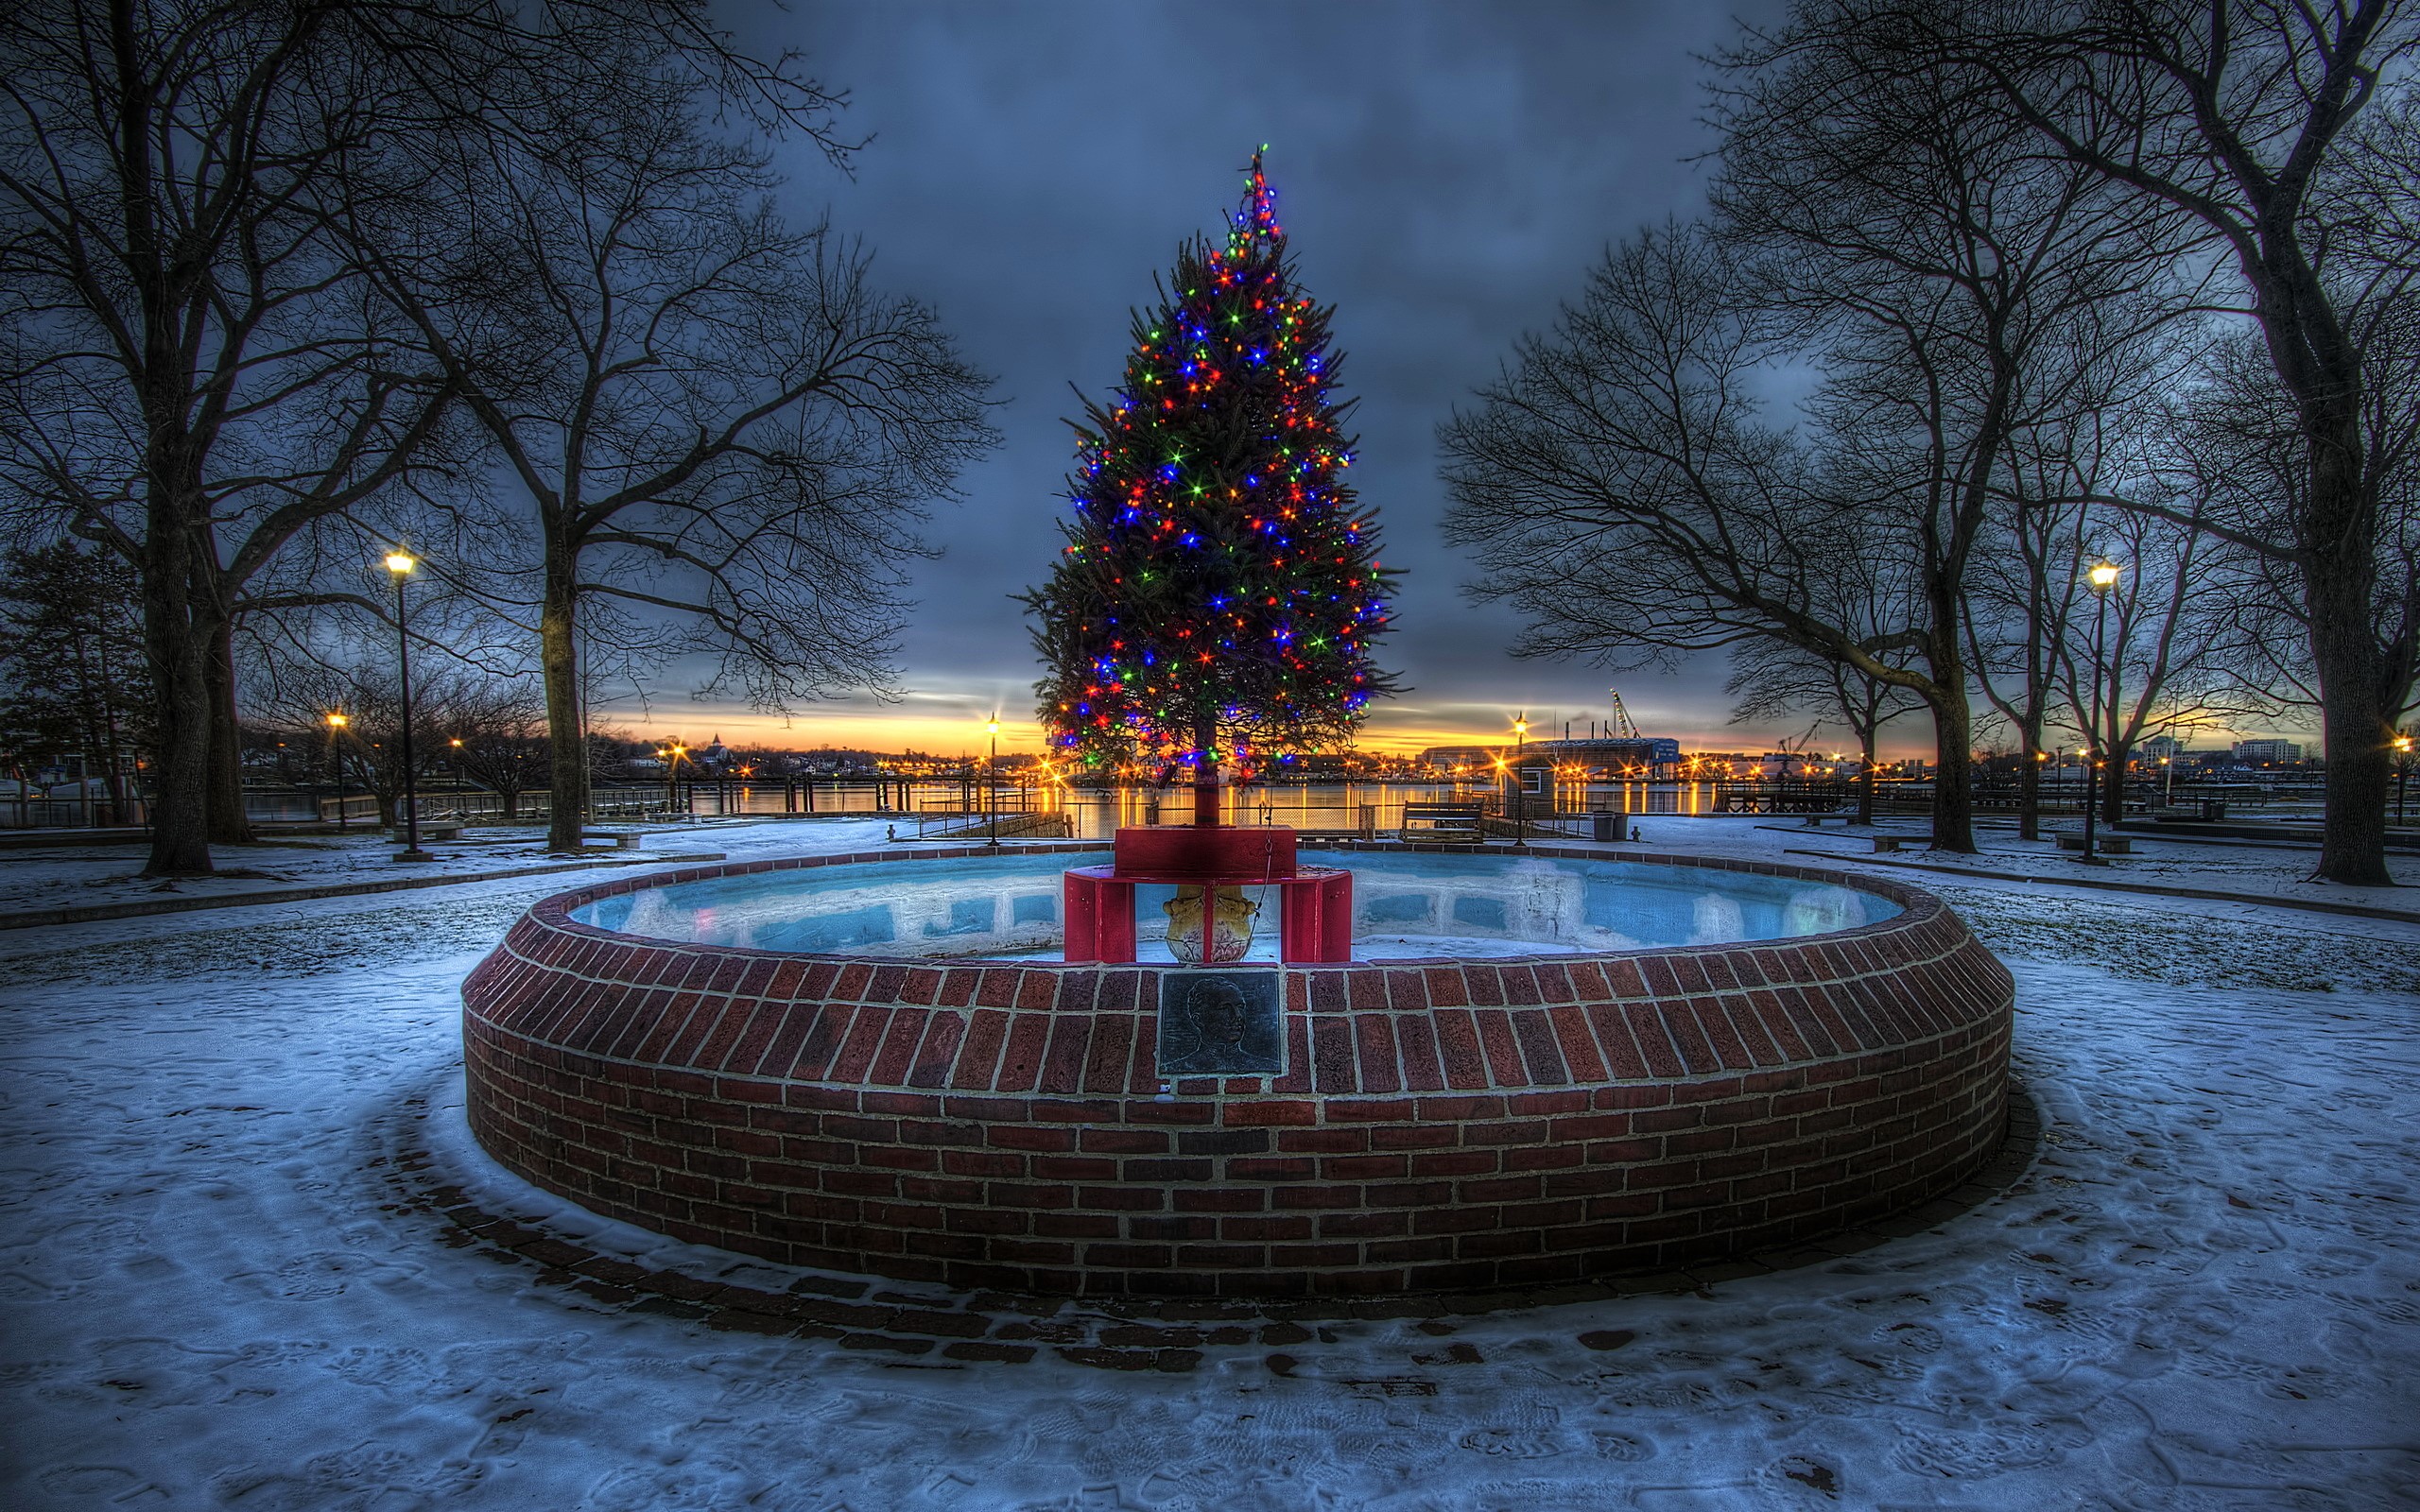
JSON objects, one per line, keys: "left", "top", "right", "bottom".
{"left": 1063, "top": 826, "right": 1352, "bottom": 964}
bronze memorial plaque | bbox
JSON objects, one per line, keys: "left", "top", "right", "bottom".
{"left": 1154, "top": 970, "right": 1286, "bottom": 1077}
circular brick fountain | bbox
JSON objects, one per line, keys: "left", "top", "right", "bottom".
{"left": 461, "top": 841, "right": 2013, "bottom": 1298}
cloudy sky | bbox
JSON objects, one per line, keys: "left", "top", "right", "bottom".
{"left": 623, "top": 0, "right": 1805, "bottom": 759}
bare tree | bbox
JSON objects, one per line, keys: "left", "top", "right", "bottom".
{"left": 1726, "top": 636, "right": 1925, "bottom": 824}
{"left": 348, "top": 77, "right": 996, "bottom": 851}
{"left": 0, "top": 1, "right": 470, "bottom": 869}
{"left": 0, "top": 538, "right": 148, "bottom": 821}
{"left": 2045, "top": 505, "right": 2250, "bottom": 826}
{"left": 0, "top": 1, "right": 860, "bottom": 874}
{"left": 1443, "top": 5, "right": 2184, "bottom": 851}
{"left": 1710, "top": 9, "right": 2193, "bottom": 849}
{"left": 441, "top": 676, "right": 547, "bottom": 822}
{"left": 2154, "top": 311, "right": 2420, "bottom": 796}
{"left": 253, "top": 660, "right": 427, "bottom": 828}
{"left": 1439, "top": 226, "right": 1979, "bottom": 834}
{"left": 1918, "top": 0, "right": 2419, "bottom": 881}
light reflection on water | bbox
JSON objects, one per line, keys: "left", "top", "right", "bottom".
{"left": 660, "top": 781, "right": 1737, "bottom": 837}
{"left": 570, "top": 850, "right": 1898, "bottom": 963}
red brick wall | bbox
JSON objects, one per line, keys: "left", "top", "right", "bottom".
{"left": 462, "top": 844, "right": 2013, "bottom": 1297}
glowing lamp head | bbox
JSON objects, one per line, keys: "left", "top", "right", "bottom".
{"left": 2087, "top": 561, "right": 2121, "bottom": 590}
{"left": 987, "top": 717, "right": 1000, "bottom": 735}
{"left": 325, "top": 712, "right": 348, "bottom": 729}
{"left": 383, "top": 551, "right": 416, "bottom": 576}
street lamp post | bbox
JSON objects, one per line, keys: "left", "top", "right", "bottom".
{"left": 2079, "top": 561, "right": 2121, "bottom": 865}
{"left": 384, "top": 552, "right": 434, "bottom": 861}
{"left": 986, "top": 715, "right": 1000, "bottom": 848}
{"left": 660, "top": 744, "right": 687, "bottom": 816}
{"left": 326, "top": 713, "right": 350, "bottom": 831}
{"left": 1512, "top": 713, "right": 1530, "bottom": 838}
{"left": 2397, "top": 733, "right": 2413, "bottom": 825}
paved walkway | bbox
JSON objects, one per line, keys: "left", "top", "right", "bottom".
{"left": 1, "top": 819, "right": 2413, "bottom": 1508}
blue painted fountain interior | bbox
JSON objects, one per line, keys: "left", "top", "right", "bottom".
{"left": 567, "top": 850, "right": 1901, "bottom": 963}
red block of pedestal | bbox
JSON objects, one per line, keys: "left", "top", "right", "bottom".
{"left": 1113, "top": 825, "right": 1296, "bottom": 881}
{"left": 1066, "top": 829, "right": 1347, "bottom": 966}
{"left": 1281, "top": 868, "right": 1354, "bottom": 963}
{"left": 1062, "top": 868, "right": 1134, "bottom": 964}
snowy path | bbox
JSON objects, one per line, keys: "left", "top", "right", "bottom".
{"left": 2, "top": 823, "right": 2415, "bottom": 1509}
{"left": 0, "top": 817, "right": 825, "bottom": 919}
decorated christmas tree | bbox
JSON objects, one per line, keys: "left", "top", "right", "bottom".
{"left": 1025, "top": 151, "right": 1395, "bottom": 816}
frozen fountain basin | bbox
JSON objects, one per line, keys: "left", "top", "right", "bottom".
{"left": 462, "top": 840, "right": 2012, "bottom": 1298}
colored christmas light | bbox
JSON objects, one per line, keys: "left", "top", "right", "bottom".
{"left": 1022, "top": 151, "right": 1396, "bottom": 771}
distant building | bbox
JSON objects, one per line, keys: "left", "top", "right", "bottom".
{"left": 1534, "top": 736, "right": 1683, "bottom": 768}
{"left": 1419, "top": 746, "right": 1500, "bottom": 772}
{"left": 2234, "top": 739, "right": 2304, "bottom": 765}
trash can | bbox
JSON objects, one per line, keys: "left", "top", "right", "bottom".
{"left": 2198, "top": 798, "right": 2227, "bottom": 821}
{"left": 1590, "top": 811, "right": 1625, "bottom": 842}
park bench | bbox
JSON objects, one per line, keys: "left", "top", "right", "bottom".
{"left": 1800, "top": 811, "right": 1856, "bottom": 826}
{"left": 2054, "top": 832, "right": 2131, "bottom": 855}
{"left": 1399, "top": 803, "right": 1486, "bottom": 843}
{"left": 1871, "top": 835, "right": 1902, "bottom": 852}
{"left": 585, "top": 831, "right": 647, "bottom": 850}
{"left": 421, "top": 822, "right": 463, "bottom": 843}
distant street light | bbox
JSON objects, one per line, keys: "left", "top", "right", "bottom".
{"left": 2080, "top": 561, "right": 2121, "bottom": 865}
{"left": 384, "top": 553, "right": 433, "bottom": 861}
{"left": 986, "top": 714, "right": 1001, "bottom": 847}
{"left": 326, "top": 712, "right": 350, "bottom": 831}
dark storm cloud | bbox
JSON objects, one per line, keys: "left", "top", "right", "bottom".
{"left": 718, "top": 0, "right": 1790, "bottom": 748}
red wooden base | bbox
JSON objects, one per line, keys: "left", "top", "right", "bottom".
{"left": 1109, "top": 825, "right": 1296, "bottom": 880}
{"left": 1062, "top": 825, "right": 1351, "bottom": 964}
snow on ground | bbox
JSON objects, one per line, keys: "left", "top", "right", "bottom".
{"left": 2, "top": 819, "right": 2416, "bottom": 1509}
{"left": 1663, "top": 814, "right": 2420, "bottom": 913}
{"left": 0, "top": 816, "right": 874, "bottom": 918}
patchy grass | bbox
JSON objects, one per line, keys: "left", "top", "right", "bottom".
{"left": 0, "top": 895, "right": 530, "bottom": 988}
{"left": 1931, "top": 884, "right": 2420, "bottom": 995}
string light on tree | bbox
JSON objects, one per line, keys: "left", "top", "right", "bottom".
{"left": 1024, "top": 149, "right": 1398, "bottom": 806}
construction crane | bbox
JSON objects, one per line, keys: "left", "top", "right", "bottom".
{"left": 1605, "top": 689, "right": 1641, "bottom": 741}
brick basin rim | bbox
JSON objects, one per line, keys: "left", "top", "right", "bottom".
{"left": 518, "top": 839, "right": 1943, "bottom": 969}
{"left": 464, "top": 837, "right": 2014, "bottom": 1298}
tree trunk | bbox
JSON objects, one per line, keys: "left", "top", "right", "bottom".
{"left": 1927, "top": 692, "right": 1976, "bottom": 852}
{"left": 541, "top": 543, "right": 588, "bottom": 852}
{"left": 203, "top": 611, "right": 254, "bottom": 844}
{"left": 1921, "top": 600, "right": 1977, "bottom": 851}
{"left": 2301, "top": 408, "right": 2394, "bottom": 885}
{"left": 1193, "top": 710, "right": 1220, "bottom": 827}
{"left": 1856, "top": 729, "right": 1876, "bottom": 825}
{"left": 139, "top": 474, "right": 213, "bottom": 875}
{"left": 2017, "top": 731, "right": 2041, "bottom": 843}
{"left": 2309, "top": 618, "right": 2394, "bottom": 885}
